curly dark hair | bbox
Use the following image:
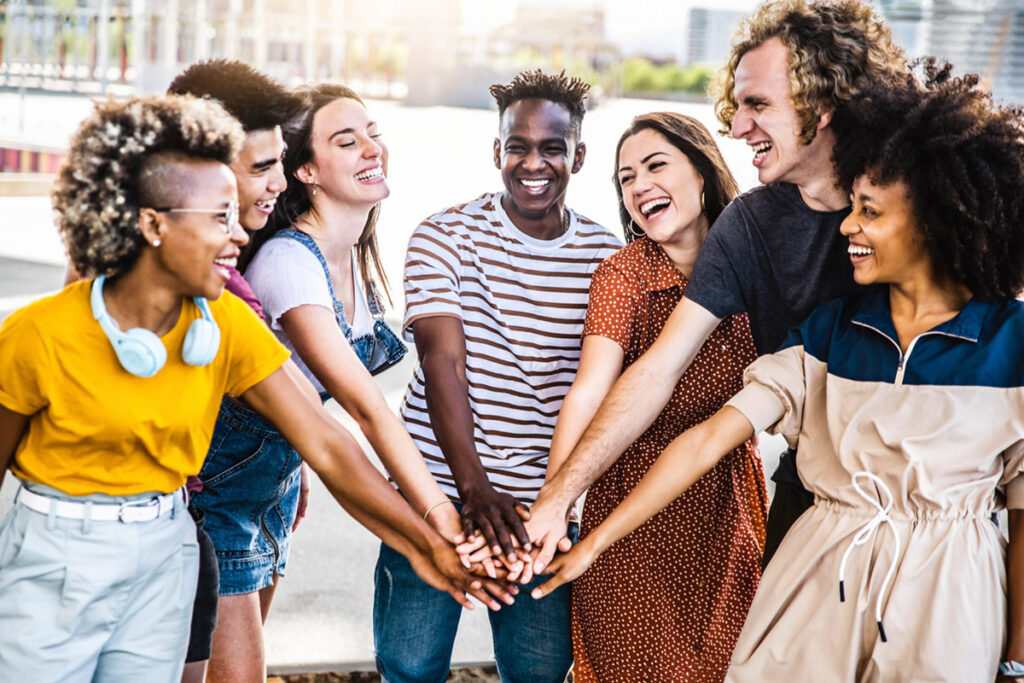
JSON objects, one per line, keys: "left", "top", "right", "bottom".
{"left": 52, "top": 95, "right": 243, "bottom": 278}
{"left": 490, "top": 69, "right": 590, "bottom": 135}
{"left": 168, "top": 59, "right": 306, "bottom": 132}
{"left": 243, "top": 83, "right": 392, "bottom": 303}
{"left": 831, "top": 60, "right": 1024, "bottom": 298}
{"left": 712, "top": 0, "right": 905, "bottom": 144}
{"left": 613, "top": 113, "right": 738, "bottom": 244}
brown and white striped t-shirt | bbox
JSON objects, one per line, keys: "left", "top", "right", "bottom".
{"left": 400, "top": 192, "right": 622, "bottom": 505}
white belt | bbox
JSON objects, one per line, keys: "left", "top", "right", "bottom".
{"left": 837, "top": 471, "right": 901, "bottom": 642}
{"left": 16, "top": 486, "right": 182, "bottom": 523}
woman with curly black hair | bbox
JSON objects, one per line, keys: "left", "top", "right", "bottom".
{"left": 533, "top": 63, "right": 1024, "bottom": 681}
{"left": 0, "top": 95, "right": 494, "bottom": 681}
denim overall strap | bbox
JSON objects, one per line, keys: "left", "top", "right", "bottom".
{"left": 271, "top": 229, "right": 353, "bottom": 338}
{"left": 270, "top": 229, "right": 407, "bottom": 374}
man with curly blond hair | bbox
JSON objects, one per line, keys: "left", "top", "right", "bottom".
{"left": 527, "top": 0, "right": 908, "bottom": 576}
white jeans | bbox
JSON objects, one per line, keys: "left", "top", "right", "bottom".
{"left": 0, "top": 487, "right": 198, "bottom": 682}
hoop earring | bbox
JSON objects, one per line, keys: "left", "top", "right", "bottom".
{"left": 700, "top": 191, "right": 706, "bottom": 212}
{"left": 629, "top": 219, "right": 645, "bottom": 238}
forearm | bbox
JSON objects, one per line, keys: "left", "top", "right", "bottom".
{"left": 307, "top": 422, "right": 445, "bottom": 558}
{"left": 420, "top": 353, "right": 490, "bottom": 497}
{"left": 357, "top": 399, "right": 450, "bottom": 515}
{"left": 1006, "top": 510, "right": 1024, "bottom": 661}
{"left": 584, "top": 406, "right": 755, "bottom": 555}
{"left": 545, "top": 386, "right": 601, "bottom": 482}
{"left": 537, "top": 355, "right": 681, "bottom": 512}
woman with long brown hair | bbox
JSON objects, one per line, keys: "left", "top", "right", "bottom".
{"left": 541, "top": 112, "right": 766, "bottom": 681}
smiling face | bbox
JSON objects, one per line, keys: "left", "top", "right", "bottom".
{"left": 731, "top": 37, "right": 827, "bottom": 186}
{"left": 617, "top": 128, "right": 705, "bottom": 247}
{"left": 840, "top": 175, "right": 932, "bottom": 287}
{"left": 150, "top": 160, "right": 241, "bottom": 300}
{"left": 493, "top": 98, "right": 584, "bottom": 228}
{"left": 302, "top": 97, "right": 389, "bottom": 208}
{"left": 230, "top": 126, "right": 287, "bottom": 231}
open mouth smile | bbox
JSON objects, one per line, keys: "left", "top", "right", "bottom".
{"left": 639, "top": 197, "right": 671, "bottom": 220}
{"left": 355, "top": 166, "right": 384, "bottom": 182}
{"left": 752, "top": 141, "right": 772, "bottom": 164}
{"left": 519, "top": 178, "right": 551, "bottom": 195}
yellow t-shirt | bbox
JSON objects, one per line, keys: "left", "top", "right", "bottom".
{"left": 0, "top": 280, "right": 290, "bottom": 496}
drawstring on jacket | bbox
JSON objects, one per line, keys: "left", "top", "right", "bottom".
{"left": 837, "top": 471, "right": 900, "bottom": 643}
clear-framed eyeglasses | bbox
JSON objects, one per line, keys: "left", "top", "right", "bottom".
{"left": 152, "top": 200, "right": 239, "bottom": 234}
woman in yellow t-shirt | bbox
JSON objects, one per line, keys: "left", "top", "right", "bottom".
{"left": 0, "top": 95, "right": 497, "bottom": 681}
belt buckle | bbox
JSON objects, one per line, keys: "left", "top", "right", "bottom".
{"left": 118, "top": 498, "right": 158, "bottom": 523}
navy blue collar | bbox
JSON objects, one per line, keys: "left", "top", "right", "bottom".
{"left": 849, "top": 285, "right": 986, "bottom": 344}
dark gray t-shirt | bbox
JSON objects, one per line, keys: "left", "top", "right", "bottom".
{"left": 686, "top": 182, "right": 857, "bottom": 356}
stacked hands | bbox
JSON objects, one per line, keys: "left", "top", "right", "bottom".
{"left": 422, "top": 486, "right": 594, "bottom": 610}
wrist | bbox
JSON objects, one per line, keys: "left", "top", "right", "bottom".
{"left": 457, "top": 476, "right": 493, "bottom": 500}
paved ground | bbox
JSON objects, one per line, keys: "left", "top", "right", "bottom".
{"left": 0, "top": 89, "right": 784, "bottom": 674}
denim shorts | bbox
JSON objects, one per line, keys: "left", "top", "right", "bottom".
{"left": 191, "top": 396, "right": 301, "bottom": 596}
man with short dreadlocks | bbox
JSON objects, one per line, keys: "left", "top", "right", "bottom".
{"left": 372, "top": 70, "right": 620, "bottom": 682}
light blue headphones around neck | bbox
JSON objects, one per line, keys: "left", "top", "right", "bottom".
{"left": 90, "top": 274, "right": 221, "bottom": 378}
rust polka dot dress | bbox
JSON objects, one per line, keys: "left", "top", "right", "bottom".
{"left": 572, "top": 237, "right": 767, "bottom": 683}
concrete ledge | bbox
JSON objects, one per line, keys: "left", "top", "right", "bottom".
{"left": 0, "top": 173, "right": 55, "bottom": 197}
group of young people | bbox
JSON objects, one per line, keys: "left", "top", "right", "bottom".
{"left": 2, "top": 0, "right": 1024, "bottom": 681}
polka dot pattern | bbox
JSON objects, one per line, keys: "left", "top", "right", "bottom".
{"left": 572, "top": 237, "right": 768, "bottom": 683}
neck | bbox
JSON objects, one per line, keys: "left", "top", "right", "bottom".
{"left": 296, "top": 195, "right": 369, "bottom": 259}
{"left": 888, "top": 271, "right": 972, "bottom": 324}
{"left": 103, "top": 260, "right": 184, "bottom": 335}
{"left": 658, "top": 214, "right": 709, "bottom": 279}
{"left": 792, "top": 129, "right": 848, "bottom": 212}
{"left": 501, "top": 194, "right": 567, "bottom": 241}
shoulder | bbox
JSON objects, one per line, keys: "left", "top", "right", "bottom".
{"left": 566, "top": 210, "right": 623, "bottom": 255}
{"left": 419, "top": 193, "right": 498, "bottom": 232}
{"left": 2, "top": 281, "right": 90, "bottom": 339}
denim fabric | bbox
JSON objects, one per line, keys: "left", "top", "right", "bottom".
{"left": 0, "top": 484, "right": 196, "bottom": 682}
{"left": 191, "top": 396, "right": 301, "bottom": 595}
{"left": 272, "top": 229, "right": 407, "bottom": 375}
{"left": 372, "top": 521, "right": 578, "bottom": 683}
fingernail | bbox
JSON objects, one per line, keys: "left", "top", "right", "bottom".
{"left": 531, "top": 588, "right": 542, "bottom": 599}
{"left": 535, "top": 563, "right": 546, "bottom": 573}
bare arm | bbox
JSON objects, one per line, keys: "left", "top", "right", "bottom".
{"left": 529, "top": 297, "right": 721, "bottom": 570}
{"left": 412, "top": 315, "right": 530, "bottom": 563}
{"left": 1004, "top": 509, "right": 1024, "bottom": 675}
{"left": 544, "top": 335, "right": 625, "bottom": 480}
{"left": 522, "top": 336, "right": 623, "bottom": 560}
{"left": 0, "top": 404, "right": 29, "bottom": 474}
{"left": 532, "top": 404, "right": 757, "bottom": 597}
{"left": 241, "top": 365, "right": 503, "bottom": 609}
{"left": 278, "top": 305, "right": 461, "bottom": 541}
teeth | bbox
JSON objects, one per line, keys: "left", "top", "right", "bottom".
{"left": 752, "top": 141, "right": 772, "bottom": 157}
{"left": 355, "top": 167, "right": 383, "bottom": 181}
{"left": 848, "top": 245, "right": 874, "bottom": 256}
{"left": 255, "top": 199, "right": 275, "bottom": 209}
{"left": 214, "top": 257, "right": 238, "bottom": 269}
{"left": 521, "top": 179, "right": 550, "bottom": 188}
{"left": 639, "top": 197, "right": 670, "bottom": 216}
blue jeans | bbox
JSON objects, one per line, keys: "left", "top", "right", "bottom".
{"left": 191, "top": 396, "right": 301, "bottom": 595}
{"left": 372, "top": 522, "right": 578, "bottom": 683}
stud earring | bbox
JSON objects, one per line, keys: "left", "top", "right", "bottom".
{"left": 152, "top": 239, "right": 161, "bottom": 247}
{"left": 629, "top": 219, "right": 645, "bottom": 238}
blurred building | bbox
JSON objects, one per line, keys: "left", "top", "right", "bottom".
{"left": 877, "top": 0, "right": 1024, "bottom": 103}
{"left": 686, "top": 8, "right": 746, "bottom": 66}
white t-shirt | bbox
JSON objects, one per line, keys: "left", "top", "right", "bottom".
{"left": 401, "top": 192, "right": 622, "bottom": 504}
{"left": 246, "top": 237, "right": 373, "bottom": 394}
